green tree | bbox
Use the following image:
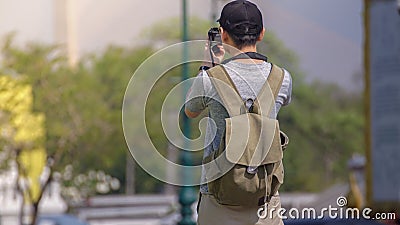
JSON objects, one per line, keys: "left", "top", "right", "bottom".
{"left": 0, "top": 74, "right": 47, "bottom": 225}
{"left": 0, "top": 33, "right": 159, "bottom": 194}
{"left": 0, "top": 14, "right": 365, "bottom": 199}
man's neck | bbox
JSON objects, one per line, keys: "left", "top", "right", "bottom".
{"left": 233, "top": 45, "right": 264, "bottom": 64}
{"left": 238, "top": 45, "right": 257, "bottom": 53}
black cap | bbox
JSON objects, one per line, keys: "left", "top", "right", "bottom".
{"left": 218, "top": 0, "right": 263, "bottom": 35}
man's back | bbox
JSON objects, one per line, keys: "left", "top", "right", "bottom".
{"left": 186, "top": 60, "right": 292, "bottom": 194}
{"left": 183, "top": 1, "right": 293, "bottom": 224}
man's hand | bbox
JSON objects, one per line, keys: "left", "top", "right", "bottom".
{"left": 202, "top": 42, "right": 225, "bottom": 67}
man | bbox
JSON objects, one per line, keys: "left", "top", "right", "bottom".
{"left": 185, "top": 1, "right": 292, "bottom": 224}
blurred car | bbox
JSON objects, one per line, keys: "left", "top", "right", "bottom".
{"left": 37, "top": 214, "right": 89, "bottom": 225}
{"left": 284, "top": 218, "right": 385, "bottom": 225}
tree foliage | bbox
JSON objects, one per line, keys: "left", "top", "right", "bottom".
{"left": 0, "top": 15, "right": 365, "bottom": 197}
{"left": 0, "top": 74, "right": 47, "bottom": 225}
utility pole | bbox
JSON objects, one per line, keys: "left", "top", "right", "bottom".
{"left": 211, "top": 0, "right": 219, "bottom": 24}
{"left": 363, "top": 0, "right": 372, "bottom": 209}
{"left": 211, "top": 0, "right": 228, "bottom": 25}
{"left": 177, "top": 0, "right": 196, "bottom": 225}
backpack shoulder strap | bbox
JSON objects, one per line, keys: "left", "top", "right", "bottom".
{"left": 253, "top": 64, "right": 285, "bottom": 116}
{"left": 206, "top": 65, "right": 245, "bottom": 116}
{"left": 268, "top": 64, "right": 285, "bottom": 99}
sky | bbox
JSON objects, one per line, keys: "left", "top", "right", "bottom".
{"left": 259, "top": 0, "right": 364, "bottom": 90}
{"left": 0, "top": 0, "right": 364, "bottom": 90}
{"left": 271, "top": 0, "right": 363, "bottom": 44}
{"left": 0, "top": 0, "right": 54, "bottom": 43}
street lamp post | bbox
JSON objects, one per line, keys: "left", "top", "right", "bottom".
{"left": 178, "top": 0, "right": 196, "bottom": 225}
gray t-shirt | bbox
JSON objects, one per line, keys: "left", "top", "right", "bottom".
{"left": 185, "top": 61, "right": 292, "bottom": 193}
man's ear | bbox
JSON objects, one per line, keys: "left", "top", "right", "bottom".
{"left": 220, "top": 27, "right": 230, "bottom": 43}
{"left": 257, "top": 28, "right": 266, "bottom": 42}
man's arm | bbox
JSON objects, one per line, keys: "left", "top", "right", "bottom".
{"left": 276, "top": 69, "right": 293, "bottom": 107}
{"left": 185, "top": 41, "right": 224, "bottom": 118}
{"left": 184, "top": 71, "right": 207, "bottom": 118}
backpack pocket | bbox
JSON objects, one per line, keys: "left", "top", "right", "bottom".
{"left": 224, "top": 113, "right": 283, "bottom": 166}
{"left": 205, "top": 113, "right": 284, "bottom": 206}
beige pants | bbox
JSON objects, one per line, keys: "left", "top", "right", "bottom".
{"left": 197, "top": 194, "right": 284, "bottom": 225}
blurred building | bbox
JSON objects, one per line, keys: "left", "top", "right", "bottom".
{"left": 367, "top": 0, "right": 400, "bottom": 211}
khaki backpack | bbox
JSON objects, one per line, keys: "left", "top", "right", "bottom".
{"left": 203, "top": 63, "right": 287, "bottom": 207}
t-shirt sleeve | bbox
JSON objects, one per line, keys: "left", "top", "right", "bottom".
{"left": 276, "top": 69, "right": 293, "bottom": 107}
{"left": 185, "top": 71, "right": 209, "bottom": 113}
